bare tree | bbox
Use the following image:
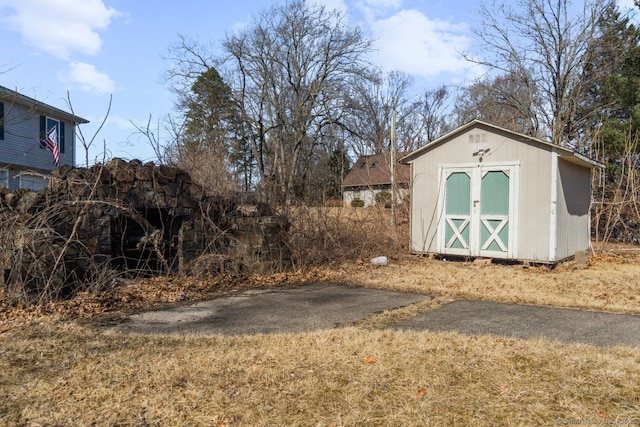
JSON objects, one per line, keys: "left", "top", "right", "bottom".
{"left": 345, "top": 70, "right": 413, "bottom": 156}
{"left": 129, "top": 114, "right": 180, "bottom": 165}
{"left": 419, "top": 85, "right": 451, "bottom": 143}
{"left": 68, "top": 92, "right": 112, "bottom": 167}
{"left": 163, "top": 34, "right": 218, "bottom": 109}
{"left": 222, "top": 0, "right": 373, "bottom": 205}
{"left": 452, "top": 73, "right": 539, "bottom": 135}
{"left": 468, "top": 0, "right": 617, "bottom": 146}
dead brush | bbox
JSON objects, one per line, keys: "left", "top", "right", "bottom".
{"left": 591, "top": 124, "right": 640, "bottom": 245}
{"left": 0, "top": 194, "right": 155, "bottom": 305}
{"left": 284, "top": 204, "right": 410, "bottom": 268}
{"left": 0, "top": 161, "right": 233, "bottom": 305}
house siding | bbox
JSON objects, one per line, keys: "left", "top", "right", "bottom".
{"left": 341, "top": 152, "right": 411, "bottom": 207}
{"left": 0, "top": 102, "right": 4, "bottom": 140}
{"left": 0, "top": 102, "right": 75, "bottom": 170}
{"left": 343, "top": 186, "right": 409, "bottom": 207}
{"left": 343, "top": 188, "right": 378, "bottom": 207}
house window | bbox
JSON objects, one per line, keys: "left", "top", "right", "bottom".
{"left": 0, "top": 168, "right": 8, "bottom": 188}
{"left": 19, "top": 172, "right": 47, "bottom": 191}
{"left": 40, "top": 116, "right": 65, "bottom": 153}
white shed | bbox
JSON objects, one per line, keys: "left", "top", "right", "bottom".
{"left": 400, "top": 120, "right": 603, "bottom": 263}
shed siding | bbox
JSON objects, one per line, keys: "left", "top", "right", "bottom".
{"left": 555, "top": 159, "right": 592, "bottom": 259}
{"left": 409, "top": 126, "right": 555, "bottom": 261}
{"left": 512, "top": 139, "right": 553, "bottom": 261}
{"left": 410, "top": 146, "right": 446, "bottom": 253}
{"left": 0, "top": 102, "right": 74, "bottom": 170}
{"left": 407, "top": 120, "right": 599, "bottom": 263}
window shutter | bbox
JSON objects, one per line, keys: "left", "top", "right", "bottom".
{"left": 60, "top": 121, "right": 65, "bottom": 153}
{"left": 39, "top": 115, "right": 46, "bottom": 148}
{"left": 0, "top": 102, "right": 4, "bottom": 140}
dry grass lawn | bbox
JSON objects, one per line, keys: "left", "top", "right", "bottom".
{"left": 2, "top": 218, "right": 640, "bottom": 425}
{"left": 1, "top": 322, "right": 639, "bottom": 426}
{"left": 335, "top": 248, "right": 640, "bottom": 315}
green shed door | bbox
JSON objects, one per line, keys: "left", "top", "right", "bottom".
{"left": 479, "top": 170, "right": 510, "bottom": 256}
{"left": 439, "top": 163, "right": 518, "bottom": 259}
{"left": 443, "top": 171, "right": 472, "bottom": 254}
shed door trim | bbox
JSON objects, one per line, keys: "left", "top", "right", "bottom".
{"left": 442, "top": 169, "right": 472, "bottom": 254}
{"left": 437, "top": 162, "right": 519, "bottom": 259}
{"left": 548, "top": 150, "right": 558, "bottom": 262}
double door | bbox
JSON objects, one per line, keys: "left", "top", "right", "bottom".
{"left": 438, "top": 163, "right": 518, "bottom": 259}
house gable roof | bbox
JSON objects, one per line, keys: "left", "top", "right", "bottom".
{"left": 399, "top": 119, "right": 603, "bottom": 169}
{"left": 0, "top": 85, "right": 89, "bottom": 124}
{"left": 342, "top": 152, "right": 411, "bottom": 188}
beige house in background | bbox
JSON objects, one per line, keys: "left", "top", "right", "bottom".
{"left": 342, "top": 152, "right": 410, "bottom": 207}
{"left": 400, "top": 120, "right": 603, "bottom": 263}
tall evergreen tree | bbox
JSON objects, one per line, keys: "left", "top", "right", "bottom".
{"left": 583, "top": 3, "right": 640, "bottom": 165}
{"left": 176, "top": 67, "right": 250, "bottom": 194}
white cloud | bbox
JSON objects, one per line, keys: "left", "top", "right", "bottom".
{"left": 617, "top": 0, "right": 639, "bottom": 22}
{"left": 355, "top": 0, "right": 402, "bottom": 21}
{"left": 360, "top": 0, "right": 402, "bottom": 11}
{"left": 618, "top": 0, "right": 636, "bottom": 10}
{"left": 0, "top": 0, "right": 118, "bottom": 59}
{"left": 369, "top": 9, "right": 476, "bottom": 81}
{"left": 61, "top": 62, "right": 115, "bottom": 94}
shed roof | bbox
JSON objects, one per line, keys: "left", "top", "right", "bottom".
{"left": 0, "top": 85, "right": 89, "bottom": 124}
{"left": 400, "top": 120, "right": 603, "bottom": 169}
{"left": 342, "top": 152, "right": 411, "bottom": 188}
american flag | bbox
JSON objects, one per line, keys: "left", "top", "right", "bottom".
{"left": 42, "top": 126, "right": 60, "bottom": 167}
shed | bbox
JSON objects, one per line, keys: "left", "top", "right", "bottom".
{"left": 400, "top": 120, "right": 603, "bottom": 263}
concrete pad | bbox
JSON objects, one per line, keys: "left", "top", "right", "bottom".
{"left": 395, "top": 300, "right": 640, "bottom": 348}
{"left": 108, "top": 283, "right": 429, "bottom": 336}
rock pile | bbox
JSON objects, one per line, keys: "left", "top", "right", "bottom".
{"left": 0, "top": 159, "right": 290, "bottom": 303}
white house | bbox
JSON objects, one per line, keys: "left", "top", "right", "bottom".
{"left": 342, "top": 152, "right": 410, "bottom": 207}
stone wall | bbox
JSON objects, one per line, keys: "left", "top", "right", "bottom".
{"left": 231, "top": 212, "right": 291, "bottom": 274}
{"left": 0, "top": 159, "right": 290, "bottom": 303}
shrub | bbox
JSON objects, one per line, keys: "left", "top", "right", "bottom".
{"left": 350, "top": 197, "right": 365, "bottom": 207}
{"left": 375, "top": 191, "right": 391, "bottom": 207}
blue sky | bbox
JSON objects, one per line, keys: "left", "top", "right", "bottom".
{"left": 1, "top": 0, "right": 637, "bottom": 165}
